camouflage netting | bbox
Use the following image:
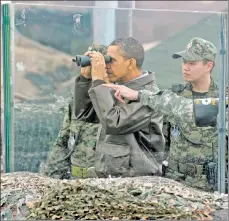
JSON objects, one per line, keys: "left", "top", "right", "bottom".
{"left": 1, "top": 172, "right": 228, "bottom": 220}
{"left": 14, "top": 97, "right": 69, "bottom": 172}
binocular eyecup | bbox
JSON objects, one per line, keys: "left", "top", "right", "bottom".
{"left": 72, "top": 55, "right": 111, "bottom": 67}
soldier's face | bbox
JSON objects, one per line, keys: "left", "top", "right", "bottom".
{"left": 105, "top": 45, "right": 130, "bottom": 83}
{"left": 182, "top": 59, "right": 213, "bottom": 82}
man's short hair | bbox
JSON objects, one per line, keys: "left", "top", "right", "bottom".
{"left": 110, "top": 37, "right": 145, "bottom": 68}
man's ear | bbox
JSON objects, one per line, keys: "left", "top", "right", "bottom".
{"left": 206, "top": 61, "right": 214, "bottom": 72}
{"left": 128, "top": 58, "right": 136, "bottom": 69}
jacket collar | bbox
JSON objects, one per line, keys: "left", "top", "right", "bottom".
{"left": 117, "top": 70, "right": 156, "bottom": 90}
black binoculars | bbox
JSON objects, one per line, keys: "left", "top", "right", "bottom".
{"left": 72, "top": 55, "right": 111, "bottom": 67}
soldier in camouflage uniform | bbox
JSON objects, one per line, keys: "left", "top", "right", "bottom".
{"left": 39, "top": 44, "right": 108, "bottom": 179}
{"left": 103, "top": 37, "right": 228, "bottom": 193}
{"left": 165, "top": 37, "right": 228, "bottom": 192}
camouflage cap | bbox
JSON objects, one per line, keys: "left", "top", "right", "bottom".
{"left": 172, "top": 37, "right": 217, "bottom": 62}
{"left": 87, "top": 43, "right": 108, "bottom": 55}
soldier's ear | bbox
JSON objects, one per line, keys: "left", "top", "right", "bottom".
{"left": 206, "top": 61, "right": 214, "bottom": 72}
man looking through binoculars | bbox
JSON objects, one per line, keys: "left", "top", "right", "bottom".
{"left": 74, "top": 37, "right": 165, "bottom": 178}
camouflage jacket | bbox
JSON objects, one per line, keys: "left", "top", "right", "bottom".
{"left": 40, "top": 98, "right": 99, "bottom": 179}
{"left": 168, "top": 80, "right": 219, "bottom": 166}
{"left": 140, "top": 79, "right": 220, "bottom": 166}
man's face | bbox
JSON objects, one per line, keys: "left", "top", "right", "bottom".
{"left": 182, "top": 59, "right": 213, "bottom": 82}
{"left": 106, "top": 45, "right": 130, "bottom": 83}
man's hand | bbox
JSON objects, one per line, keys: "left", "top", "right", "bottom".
{"left": 81, "top": 51, "right": 92, "bottom": 79}
{"left": 102, "top": 84, "right": 139, "bottom": 103}
{"left": 90, "top": 51, "right": 106, "bottom": 81}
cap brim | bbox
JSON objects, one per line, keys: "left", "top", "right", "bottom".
{"left": 172, "top": 50, "right": 188, "bottom": 59}
{"left": 172, "top": 50, "right": 202, "bottom": 61}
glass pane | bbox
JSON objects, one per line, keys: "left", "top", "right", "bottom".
{"left": 3, "top": 3, "right": 226, "bottom": 192}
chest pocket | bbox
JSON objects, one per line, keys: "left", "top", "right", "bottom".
{"left": 69, "top": 120, "right": 99, "bottom": 148}
{"left": 95, "top": 141, "right": 130, "bottom": 177}
{"left": 173, "top": 85, "right": 218, "bottom": 147}
{"left": 175, "top": 121, "right": 217, "bottom": 146}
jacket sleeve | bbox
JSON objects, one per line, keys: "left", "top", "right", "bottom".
{"left": 139, "top": 89, "right": 194, "bottom": 124}
{"left": 88, "top": 81, "right": 163, "bottom": 135}
{"left": 74, "top": 75, "right": 99, "bottom": 123}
